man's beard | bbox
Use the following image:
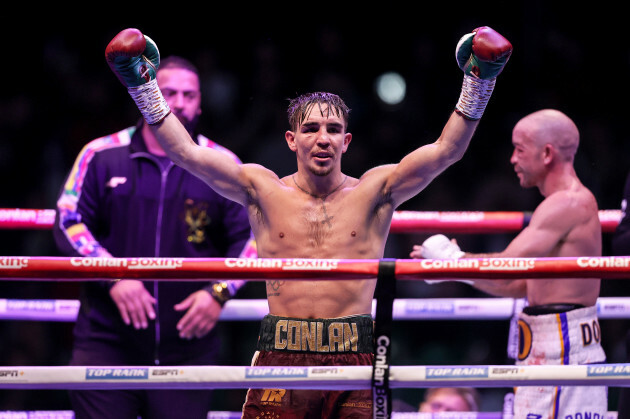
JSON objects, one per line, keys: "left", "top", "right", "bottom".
{"left": 176, "top": 113, "right": 200, "bottom": 137}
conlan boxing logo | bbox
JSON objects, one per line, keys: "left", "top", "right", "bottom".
{"left": 70, "top": 258, "right": 184, "bottom": 269}
{"left": 419, "top": 258, "right": 536, "bottom": 271}
{"left": 0, "top": 257, "right": 29, "bottom": 269}
{"left": 577, "top": 256, "right": 630, "bottom": 268}
{"left": 224, "top": 258, "right": 339, "bottom": 270}
{"left": 372, "top": 335, "right": 390, "bottom": 418}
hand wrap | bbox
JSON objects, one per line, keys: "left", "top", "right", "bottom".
{"left": 128, "top": 79, "right": 171, "bottom": 125}
{"left": 420, "top": 234, "right": 465, "bottom": 259}
{"left": 420, "top": 234, "right": 473, "bottom": 285}
{"left": 105, "top": 28, "right": 171, "bottom": 125}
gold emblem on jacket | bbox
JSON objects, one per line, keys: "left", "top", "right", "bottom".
{"left": 184, "top": 199, "right": 210, "bottom": 243}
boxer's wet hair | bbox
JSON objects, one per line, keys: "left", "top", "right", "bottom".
{"left": 287, "top": 92, "right": 350, "bottom": 131}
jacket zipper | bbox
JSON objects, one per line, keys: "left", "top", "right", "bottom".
{"left": 153, "top": 159, "right": 175, "bottom": 366}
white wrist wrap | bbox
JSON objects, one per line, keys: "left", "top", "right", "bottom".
{"left": 128, "top": 79, "right": 171, "bottom": 125}
{"left": 455, "top": 75, "right": 496, "bottom": 120}
{"left": 421, "top": 234, "right": 464, "bottom": 259}
{"left": 421, "top": 234, "right": 473, "bottom": 285}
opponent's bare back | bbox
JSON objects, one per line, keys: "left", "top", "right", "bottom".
{"left": 519, "top": 183, "right": 601, "bottom": 307}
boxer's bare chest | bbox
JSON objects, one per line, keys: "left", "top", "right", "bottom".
{"left": 253, "top": 181, "right": 381, "bottom": 258}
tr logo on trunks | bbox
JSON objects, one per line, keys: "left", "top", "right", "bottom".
{"left": 274, "top": 319, "right": 359, "bottom": 352}
{"left": 261, "top": 388, "right": 286, "bottom": 406}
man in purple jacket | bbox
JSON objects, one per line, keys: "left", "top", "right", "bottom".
{"left": 53, "top": 56, "right": 254, "bottom": 419}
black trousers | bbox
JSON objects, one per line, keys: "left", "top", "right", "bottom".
{"left": 69, "top": 388, "right": 213, "bottom": 419}
{"left": 68, "top": 341, "right": 219, "bottom": 419}
{"left": 618, "top": 330, "right": 630, "bottom": 418}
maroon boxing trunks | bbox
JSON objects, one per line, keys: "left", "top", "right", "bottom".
{"left": 242, "top": 314, "right": 374, "bottom": 418}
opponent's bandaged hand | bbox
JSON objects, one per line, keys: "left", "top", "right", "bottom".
{"left": 455, "top": 26, "right": 512, "bottom": 120}
{"left": 421, "top": 234, "right": 473, "bottom": 285}
{"left": 105, "top": 28, "right": 170, "bottom": 125}
{"left": 420, "top": 234, "right": 464, "bottom": 259}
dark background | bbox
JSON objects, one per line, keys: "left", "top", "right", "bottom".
{"left": 1, "top": 5, "right": 629, "bottom": 413}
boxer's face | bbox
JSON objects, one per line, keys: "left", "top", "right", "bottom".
{"left": 286, "top": 104, "right": 352, "bottom": 176}
{"left": 511, "top": 129, "right": 544, "bottom": 189}
{"left": 157, "top": 68, "right": 202, "bottom": 133}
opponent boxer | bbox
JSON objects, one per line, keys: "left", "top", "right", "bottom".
{"left": 103, "top": 26, "right": 512, "bottom": 418}
{"left": 611, "top": 170, "right": 630, "bottom": 417}
{"left": 412, "top": 109, "right": 607, "bottom": 418}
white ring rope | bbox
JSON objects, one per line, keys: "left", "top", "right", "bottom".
{"left": 0, "top": 413, "right": 250, "bottom": 419}
{"left": 12, "top": 411, "right": 619, "bottom": 419}
{"left": 3, "top": 297, "right": 630, "bottom": 322}
{"left": 0, "top": 412, "right": 617, "bottom": 419}
{"left": 0, "top": 412, "right": 77, "bottom": 419}
{"left": 2, "top": 364, "right": 630, "bottom": 390}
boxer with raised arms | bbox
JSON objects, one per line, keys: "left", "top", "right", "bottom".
{"left": 104, "top": 27, "right": 512, "bottom": 418}
{"left": 413, "top": 109, "right": 607, "bottom": 418}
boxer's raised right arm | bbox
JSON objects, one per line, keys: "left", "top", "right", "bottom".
{"left": 381, "top": 27, "right": 512, "bottom": 208}
{"left": 105, "top": 28, "right": 253, "bottom": 206}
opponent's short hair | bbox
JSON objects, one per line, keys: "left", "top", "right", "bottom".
{"left": 159, "top": 55, "right": 199, "bottom": 76}
{"left": 287, "top": 92, "right": 350, "bottom": 131}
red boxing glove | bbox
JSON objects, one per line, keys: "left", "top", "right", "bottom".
{"left": 105, "top": 28, "right": 146, "bottom": 62}
{"left": 455, "top": 26, "right": 512, "bottom": 120}
{"left": 456, "top": 26, "right": 512, "bottom": 80}
{"left": 104, "top": 28, "right": 169, "bottom": 125}
{"left": 105, "top": 28, "right": 158, "bottom": 88}
{"left": 471, "top": 26, "right": 513, "bottom": 63}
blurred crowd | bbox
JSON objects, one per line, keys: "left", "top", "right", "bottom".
{"left": 1, "top": 10, "right": 629, "bottom": 412}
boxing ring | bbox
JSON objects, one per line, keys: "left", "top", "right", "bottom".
{"left": 0, "top": 208, "right": 627, "bottom": 418}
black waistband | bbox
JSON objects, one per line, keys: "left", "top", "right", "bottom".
{"left": 257, "top": 314, "right": 374, "bottom": 353}
{"left": 523, "top": 303, "right": 586, "bottom": 316}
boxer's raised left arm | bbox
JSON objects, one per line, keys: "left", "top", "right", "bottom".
{"left": 386, "top": 27, "right": 512, "bottom": 207}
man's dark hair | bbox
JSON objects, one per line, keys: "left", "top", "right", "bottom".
{"left": 287, "top": 92, "right": 350, "bottom": 131}
{"left": 159, "top": 55, "right": 199, "bottom": 76}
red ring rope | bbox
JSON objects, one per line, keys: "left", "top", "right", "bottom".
{"left": 0, "top": 256, "right": 628, "bottom": 281}
{"left": 0, "top": 208, "right": 622, "bottom": 233}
